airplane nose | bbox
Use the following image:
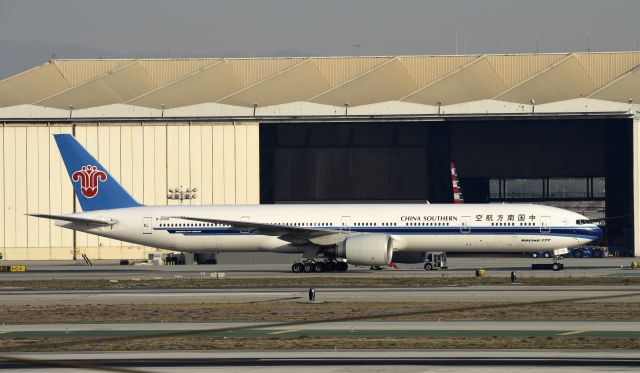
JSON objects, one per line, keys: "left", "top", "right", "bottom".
{"left": 585, "top": 224, "right": 603, "bottom": 240}
{"left": 594, "top": 225, "right": 603, "bottom": 238}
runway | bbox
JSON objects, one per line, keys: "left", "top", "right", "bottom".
{"left": 2, "top": 260, "right": 639, "bottom": 371}
{"left": 2, "top": 286, "right": 640, "bottom": 305}
{"left": 2, "top": 321, "right": 640, "bottom": 339}
{"left": 2, "top": 350, "right": 640, "bottom": 372}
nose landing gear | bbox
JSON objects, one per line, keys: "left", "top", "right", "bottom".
{"left": 551, "top": 257, "right": 564, "bottom": 271}
{"left": 531, "top": 255, "right": 565, "bottom": 271}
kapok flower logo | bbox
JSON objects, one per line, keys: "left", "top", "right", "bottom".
{"left": 72, "top": 165, "right": 107, "bottom": 198}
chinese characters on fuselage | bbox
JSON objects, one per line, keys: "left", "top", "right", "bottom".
{"left": 474, "top": 214, "right": 536, "bottom": 222}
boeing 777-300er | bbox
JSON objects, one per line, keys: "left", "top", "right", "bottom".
{"left": 31, "top": 134, "right": 602, "bottom": 272}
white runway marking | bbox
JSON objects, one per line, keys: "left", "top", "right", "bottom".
{"left": 268, "top": 329, "right": 301, "bottom": 335}
{"left": 557, "top": 330, "right": 587, "bottom": 336}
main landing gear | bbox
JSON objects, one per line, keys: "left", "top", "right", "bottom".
{"left": 291, "top": 259, "right": 348, "bottom": 273}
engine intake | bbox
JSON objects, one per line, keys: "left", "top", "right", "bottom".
{"left": 336, "top": 234, "right": 393, "bottom": 266}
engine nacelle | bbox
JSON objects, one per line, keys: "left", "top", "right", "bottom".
{"left": 391, "top": 251, "right": 427, "bottom": 264}
{"left": 336, "top": 234, "right": 393, "bottom": 266}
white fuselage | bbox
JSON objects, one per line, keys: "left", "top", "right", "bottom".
{"left": 57, "top": 203, "right": 601, "bottom": 254}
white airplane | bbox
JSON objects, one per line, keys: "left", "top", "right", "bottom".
{"left": 31, "top": 134, "right": 602, "bottom": 272}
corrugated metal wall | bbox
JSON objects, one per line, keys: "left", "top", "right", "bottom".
{"left": 0, "top": 121, "right": 259, "bottom": 260}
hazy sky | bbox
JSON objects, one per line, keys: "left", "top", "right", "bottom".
{"left": 1, "top": 0, "right": 640, "bottom": 77}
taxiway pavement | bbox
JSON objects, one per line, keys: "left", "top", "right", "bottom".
{"left": 1, "top": 286, "right": 639, "bottom": 305}
{"left": 1, "top": 257, "right": 639, "bottom": 280}
{"left": 2, "top": 321, "right": 640, "bottom": 339}
{"left": 2, "top": 350, "right": 640, "bottom": 372}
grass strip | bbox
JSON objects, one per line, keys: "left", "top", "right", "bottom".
{"left": 3, "top": 276, "right": 640, "bottom": 290}
{"left": 2, "top": 336, "right": 640, "bottom": 352}
{"left": 1, "top": 302, "right": 639, "bottom": 324}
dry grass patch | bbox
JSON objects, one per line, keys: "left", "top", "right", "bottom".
{"left": 3, "top": 276, "right": 640, "bottom": 290}
{"left": 2, "top": 336, "right": 640, "bottom": 352}
{"left": 1, "top": 301, "right": 639, "bottom": 324}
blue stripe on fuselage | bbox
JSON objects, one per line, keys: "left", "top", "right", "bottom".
{"left": 154, "top": 226, "right": 602, "bottom": 239}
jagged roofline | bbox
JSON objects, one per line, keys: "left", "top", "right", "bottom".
{"left": 2, "top": 52, "right": 640, "bottom": 109}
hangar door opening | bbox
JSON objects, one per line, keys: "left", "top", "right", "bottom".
{"left": 449, "top": 118, "right": 632, "bottom": 254}
{"left": 259, "top": 123, "right": 451, "bottom": 203}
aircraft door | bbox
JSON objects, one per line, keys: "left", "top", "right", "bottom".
{"left": 540, "top": 216, "right": 551, "bottom": 233}
{"left": 142, "top": 217, "right": 153, "bottom": 234}
{"left": 341, "top": 216, "right": 351, "bottom": 231}
{"left": 460, "top": 216, "right": 471, "bottom": 233}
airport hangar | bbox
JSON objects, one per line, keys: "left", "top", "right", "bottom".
{"left": 0, "top": 51, "right": 639, "bottom": 262}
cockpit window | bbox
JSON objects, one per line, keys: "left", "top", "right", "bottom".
{"left": 576, "top": 219, "right": 590, "bottom": 225}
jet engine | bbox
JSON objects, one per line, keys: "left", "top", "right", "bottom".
{"left": 335, "top": 234, "right": 393, "bottom": 266}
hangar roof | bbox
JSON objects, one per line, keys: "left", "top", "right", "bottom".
{"left": 2, "top": 52, "right": 640, "bottom": 116}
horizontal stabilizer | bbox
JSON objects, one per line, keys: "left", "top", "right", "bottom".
{"left": 28, "top": 214, "right": 116, "bottom": 226}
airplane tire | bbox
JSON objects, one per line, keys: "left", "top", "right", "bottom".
{"left": 292, "top": 263, "right": 303, "bottom": 273}
{"left": 336, "top": 262, "right": 348, "bottom": 272}
{"left": 424, "top": 263, "right": 433, "bottom": 271}
{"left": 303, "top": 263, "right": 313, "bottom": 272}
{"left": 325, "top": 262, "right": 336, "bottom": 271}
{"left": 314, "top": 263, "right": 325, "bottom": 272}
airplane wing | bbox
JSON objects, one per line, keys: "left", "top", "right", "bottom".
{"left": 174, "top": 216, "right": 349, "bottom": 246}
{"left": 28, "top": 214, "right": 116, "bottom": 226}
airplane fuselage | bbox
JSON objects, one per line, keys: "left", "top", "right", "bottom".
{"left": 58, "top": 203, "right": 601, "bottom": 254}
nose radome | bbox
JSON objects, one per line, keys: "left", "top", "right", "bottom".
{"left": 594, "top": 225, "right": 603, "bottom": 237}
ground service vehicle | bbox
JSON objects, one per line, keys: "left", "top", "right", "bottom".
{"left": 424, "top": 252, "right": 448, "bottom": 270}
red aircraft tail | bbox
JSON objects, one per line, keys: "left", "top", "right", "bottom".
{"left": 450, "top": 162, "right": 464, "bottom": 204}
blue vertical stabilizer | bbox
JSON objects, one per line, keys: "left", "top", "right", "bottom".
{"left": 54, "top": 134, "right": 141, "bottom": 211}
